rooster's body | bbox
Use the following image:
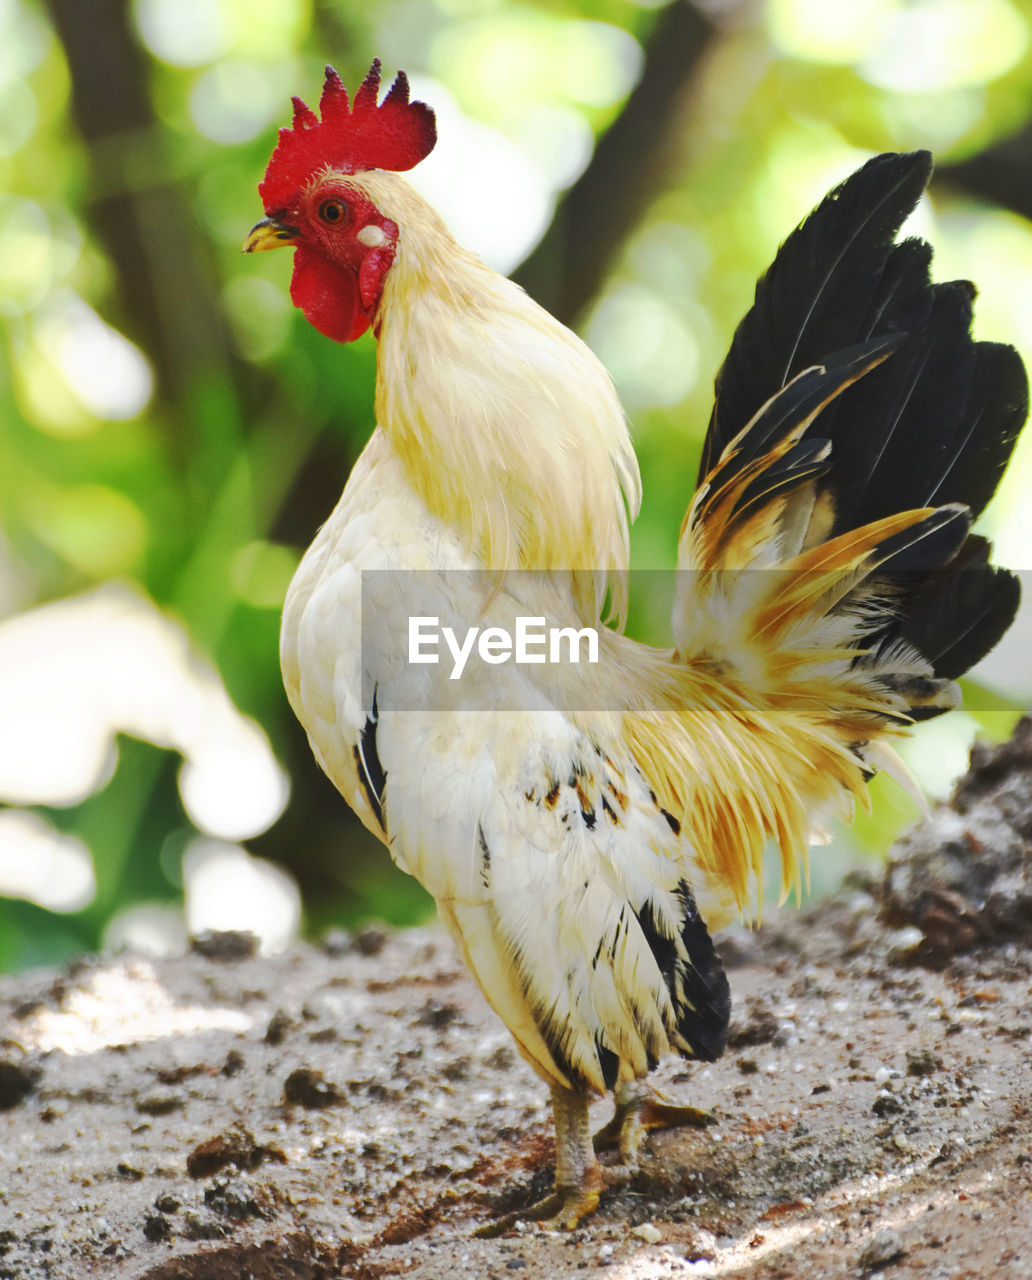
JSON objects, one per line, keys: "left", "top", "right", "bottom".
{"left": 247, "top": 64, "right": 1027, "bottom": 1229}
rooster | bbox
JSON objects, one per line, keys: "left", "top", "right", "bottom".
{"left": 245, "top": 62, "right": 1027, "bottom": 1229}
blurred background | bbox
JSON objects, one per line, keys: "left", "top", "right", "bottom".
{"left": 2, "top": 0, "right": 1031, "bottom": 973}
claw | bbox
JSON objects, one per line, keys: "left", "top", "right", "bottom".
{"left": 475, "top": 1179, "right": 602, "bottom": 1237}
{"left": 593, "top": 1082, "right": 714, "bottom": 1164}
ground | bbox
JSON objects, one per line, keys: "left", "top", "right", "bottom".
{"left": 1, "top": 722, "right": 1031, "bottom": 1280}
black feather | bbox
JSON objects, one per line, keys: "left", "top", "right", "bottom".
{"left": 860, "top": 237, "right": 934, "bottom": 336}
{"left": 701, "top": 151, "right": 934, "bottom": 480}
{"left": 355, "top": 686, "right": 386, "bottom": 831}
{"left": 924, "top": 568, "right": 1019, "bottom": 681}
{"left": 872, "top": 504, "right": 971, "bottom": 575}
{"left": 633, "top": 884, "right": 731, "bottom": 1063}
{"left": 924, "top": 341, "right": 1028, "bottom": 517}
{"left": 697, "top": 150, "right": 1027, "bottom": 691}
{"left": 595, "top": 1035, "right": 620, "bottom": 1092}
{"left": 728, "top": 437, "right": 832, "bottom": 530}
{"left": 702, "top": 337, "right": 901, "bottom": 529}
{"left": 729, "top": 336, "right": 903, "bottom": 473}
{"left": 822, "top": 284, "right": 976, "bottom": 532}
{"left": 896, "top": 536, "right": 1022, "bottom": 680}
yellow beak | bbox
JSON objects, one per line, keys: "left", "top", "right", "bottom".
{"left": 243, "top": 217, "right": 299, "bottom": 253}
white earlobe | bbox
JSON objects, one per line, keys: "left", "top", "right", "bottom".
{"left": 357, "top": 223, "right": 388, "bottom": 248}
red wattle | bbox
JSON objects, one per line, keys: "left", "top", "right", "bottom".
{"left": 289, "top": 246, "right": 371, "bottom": 343}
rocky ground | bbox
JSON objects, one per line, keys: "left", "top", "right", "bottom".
{"left": 2, "top": 722, "right": 1031, "bottom": 1280}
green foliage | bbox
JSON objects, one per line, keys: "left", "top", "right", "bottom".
{"left": 1, "top": 0, "right": 1030, "bottom": 970}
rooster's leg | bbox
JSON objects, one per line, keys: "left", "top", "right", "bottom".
{"left": 592, "top": 1080, "right": 713, "bottom": 1165}
{"left": 476, "top": 1084, "right": 603, "bottom": 1235}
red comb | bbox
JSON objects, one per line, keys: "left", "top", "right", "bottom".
{"left": 259, "top": 60, "right": 436, "bottom": 210}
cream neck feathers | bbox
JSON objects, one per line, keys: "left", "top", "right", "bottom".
{"left": 347, "top": 171, "right": 641, "bottom": 624}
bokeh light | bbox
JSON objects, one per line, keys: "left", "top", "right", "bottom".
{"left": 183, "top": 837, "right": 301, "bottom": 952}
{"left": 0, "top": 585, "right": 289, "bottom": 830}
{"left": 0, "top": 810, "right": 96, "bottom": 912}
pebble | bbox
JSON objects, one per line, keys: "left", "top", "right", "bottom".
{"left": 631, "top": 1223, "right": 662, "bottom": 1244}
{"left": 0, "top": 1059, "right": 40, "bottom": 1109}
{"left": 885, "top": 926, "right": 924, "bottom": 952}
{"left": 135, "top": 1091, "right": 183, "bottom": 1116}
{"left": 859, "top": 1229, "right": 904, "bottom": 1270}
{"left": 905, "top": 1048, "right": 943, "bottom": 1077}
{"left": 872, "top": 1091, "right": 903, "bottom": 1117}
{"left": 142, "top": 1213, "right": 171, "bottom": 1243}
{"left": 283, "top": 1067, "right": 345, "bottom": 1108}
{"left": 204, "top": 1173, "right": 269, "bottom": 1221}
{"left": 264, "top": 1009, "right": 295, "bottom": 1045}
{"left": 181, "top": 1210, "right": 228, "bottom": 1241}
{"left": 190, "top": 930, "right": 259, "bottom": 961}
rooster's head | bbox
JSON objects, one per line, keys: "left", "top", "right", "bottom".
{"left": 244, "top": 60, "right": 436, "bottom": 342}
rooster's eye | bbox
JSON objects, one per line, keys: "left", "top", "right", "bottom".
{"left": 319, "top": 199, "right": 349, "bottom": 225}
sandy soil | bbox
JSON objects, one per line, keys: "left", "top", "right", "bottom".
{"left": 1, "top": 723, "right": 1031, "bottom": 1280}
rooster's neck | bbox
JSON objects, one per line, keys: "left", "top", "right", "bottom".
{"left": 362, "top": 183, "right": 640, "bottom": 623}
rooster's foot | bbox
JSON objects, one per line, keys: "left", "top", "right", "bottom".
{"left": 475, "top": 1176, "right": 602, "bottom": 1236}
{"left": 592, "top": 1081, "right": 713, "bottom": 1165}
{"left": 476, "top": 1083, "right": 605, "bottom": 1235}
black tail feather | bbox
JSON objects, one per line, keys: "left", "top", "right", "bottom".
{"left": 861, "top": 236, "right": 933, "bottom": 337}
{"left": 873, "top": 504, "right": 971, "bottom": 575}
{"left": 729, "top": 437, "right": 832, "bottom": 530}
{"left": 896, "top": 536, "right": 1021, "bottom": 681}
{"left": 824, "top": 283, "right": 977, "bottom": 533}
{"left": 702, "top": 151, "right": 935, "bottom": 480}
{"left": 699, "top": 150, "right": 1027, "bottom": 689}
{"left": 924, "top": 341, "right": 1027, "bottom": 516}
{"left": 731, "top": 335, "right": 904, "bottom": 474}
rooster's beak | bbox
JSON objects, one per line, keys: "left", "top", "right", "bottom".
{"left": 243, "top": 217, "right": 300, "bottom": 253}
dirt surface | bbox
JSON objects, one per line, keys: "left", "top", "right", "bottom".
{"left": 2, "top": 723, "right": 1032, "bottom": 1280}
